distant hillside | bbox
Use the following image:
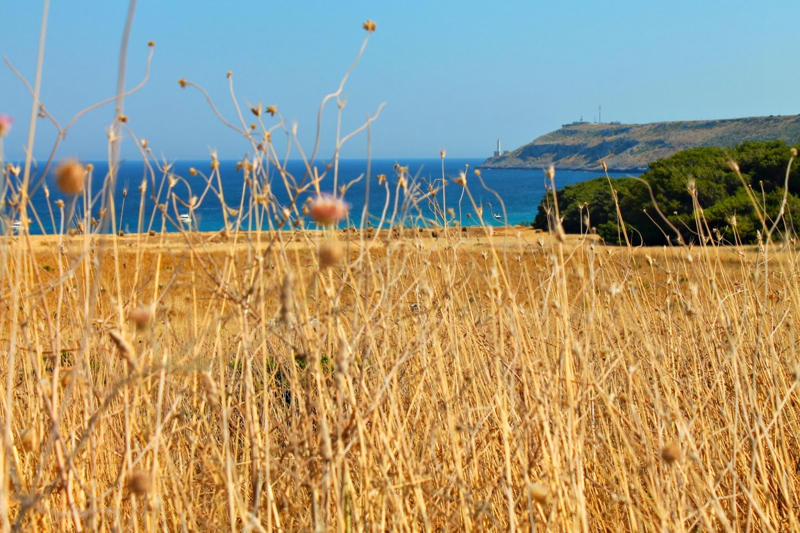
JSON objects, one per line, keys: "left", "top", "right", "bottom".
{"left": 481, "top": 115, "right": 800, "bottom": 172}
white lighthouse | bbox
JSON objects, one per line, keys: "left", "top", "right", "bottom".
{"left": 494, "top": 139, "right": 502, "bottom": 157}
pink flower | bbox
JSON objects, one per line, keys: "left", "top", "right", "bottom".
{"left": 0, "top": 115, "right": 12, "bottom": 138}
{"left": 309, "top": 194, "right": 349, "bottom": 225}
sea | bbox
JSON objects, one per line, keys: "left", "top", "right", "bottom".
{"left": 8, "top": 158, "right": 632, "bottom": 234}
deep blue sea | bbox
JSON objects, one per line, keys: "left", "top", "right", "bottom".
{"left": 10, "top": 158, "right": 631, "bottom": 234}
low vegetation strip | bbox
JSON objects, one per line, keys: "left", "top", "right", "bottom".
{"left": 534, "top": 140, "right": 800, "bottom": 245}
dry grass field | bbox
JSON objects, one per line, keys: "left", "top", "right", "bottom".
{"left": 1, "top": 223, "right": 799, "bottom": 531}
{"left": 2, "top": 6, "right": 800, "bottom": 530}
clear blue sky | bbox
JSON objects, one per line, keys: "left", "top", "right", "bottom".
{"left": 2, "top": 1, "right": 798, "bottom": 161}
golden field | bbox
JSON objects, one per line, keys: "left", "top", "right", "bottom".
{"left": 1, "top": 225, "right": 799, "bottom": 531}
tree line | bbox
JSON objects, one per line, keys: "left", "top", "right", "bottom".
{"left": 533, "top": 140, "right": 800, "bottom": 245}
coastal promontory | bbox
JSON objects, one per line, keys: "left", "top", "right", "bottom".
{"left": 482, "top": 114, "right": 800, "bottom": 172}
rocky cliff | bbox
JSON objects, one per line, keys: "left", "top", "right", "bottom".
{"left": 481, "top": 115, "right": 800, "bottom": 172}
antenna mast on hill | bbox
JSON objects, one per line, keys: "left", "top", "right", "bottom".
{"left": 599, "top": 105, "right": 602, "bottom": 123}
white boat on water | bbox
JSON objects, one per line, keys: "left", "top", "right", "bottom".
{"left": 179, "top": 213, "right": 192, "bottom": 226}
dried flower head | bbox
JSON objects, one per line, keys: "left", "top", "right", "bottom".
{"left": 178, "top": 78, "right": 188, "bottom": 88}
{"left": 362, "top": 19, "right": 377, "bottom": 32}
{"left": 147, "top": 40, "right": 155, "bottom": 47}
{"left": 727, "top": 159, "right": 740, "bottom": 173}
{"left": 0, "top": 114, "right": 12, "bottom": 138}
{"left": 661, "top": 441, "right": 681, "bottom": 464}
{"left": 440, "top": 150, "right": 446, "bottom": 158}
{"left": 266, "top": 105, "right": 277, "bottom": 117}
{"left": 454, "top": 171, "right": 467, "bottom": 187}
{"left": 792, "top": 147, "right": 798, "bottom": 158}
{"left": 55, "top": 160, "right": 87, "bottom": 195}
{"left": 130, "top": 304, "right": 155, "bottom": 330}
{"left": 309, "top": 194, "right": 349, "bottom": 225}
{"left": 250, "top": 104, "right": 262, "bottom": 117}
{"left": 55, "top": 199, "right": 65, "bottom": 210}
{"left": 126, "top": 471, "right": 152, "bottom": 496}
{"left": 601, "top": 160, "right": 608, "bottom": 172}
{"left": 545, "top": 165, "right": 555, "bottom": 181}
{"left": 318, "top": 240, "right": 343, "bottom": 268}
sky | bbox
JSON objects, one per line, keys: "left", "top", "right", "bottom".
{"left": 1, "top": 1, "right": 799, "bottom": 162}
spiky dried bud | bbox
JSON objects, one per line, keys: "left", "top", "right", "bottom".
{"left": 126, "top": 471, "right": 152, "bottom": 496}
{"left": 266, "top": 105, "right": 277, "bottom": 117}
{"left": 130, "top": 304, "right": 155, "bottom": 330}
{"left": 661, "top": 441, "right": 681, "bottom": 464}
{"left": 0, "top": 114, "right": 12, "bottom": 138}
{"left": 7, "top": 163, "right": 20, "bottom": 176}
{"left": 727, "top": 159, "right": 740, "bottom": 173}
{"left": 601, "top": 160, "right": 608, "bottom": 173}
{"left": 377, "top": 173, "right": 386, "bottom": 185}
{"left": 318, "top": 241, "right": 343, "bottom": 269}
{"left": 362, "top": 19, "right": 377, "bottom": 32}
{"left": 309, "top": 194, "right": 349, "bottom": 225}
{"left": 60, "top": 368, "right": 75, "bottom": 388}
{"left": 791, "top": 147, "right": 798, "bottom": 158}
{"left": 147, "top": 40, "right": 154, "bottom": 47}
{"left": 250, "top": 104, "right": 262, "bottom": 117}
{"left": 440, "top": 150, "right": 446, "bottom": 158}
{"left": 189, "top": 167, "right": 197, "bottom": 176}
{"left": 118, "top": 114, "right": 128, "bottom": 123}
{"left": 55, "top": 160, "right": 87, "bottom": 195}
{"left": 454, "top": 171, "right": 467, "bottom": 187}
{"left": 545, "top": 165, "right": 555, "bottom": 181}
{"left": 19, "top": 429, "right": 35, "bottom": 452}
{"left": 178, "top": 78, "right": 188, "bottom": 88}
{"left": 55, "top": 199, "right": 65, "bottom": 210}
{"left": 141, "top": 138, "right": 148, "bottom": 148}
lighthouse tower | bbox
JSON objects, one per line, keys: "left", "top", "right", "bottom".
{"left": 494, "top": 139, "right": 502, "bottom": 157}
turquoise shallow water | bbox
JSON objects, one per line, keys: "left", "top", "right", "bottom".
{"left": 12, "top": 158, "right": 631, "bottom": 234}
